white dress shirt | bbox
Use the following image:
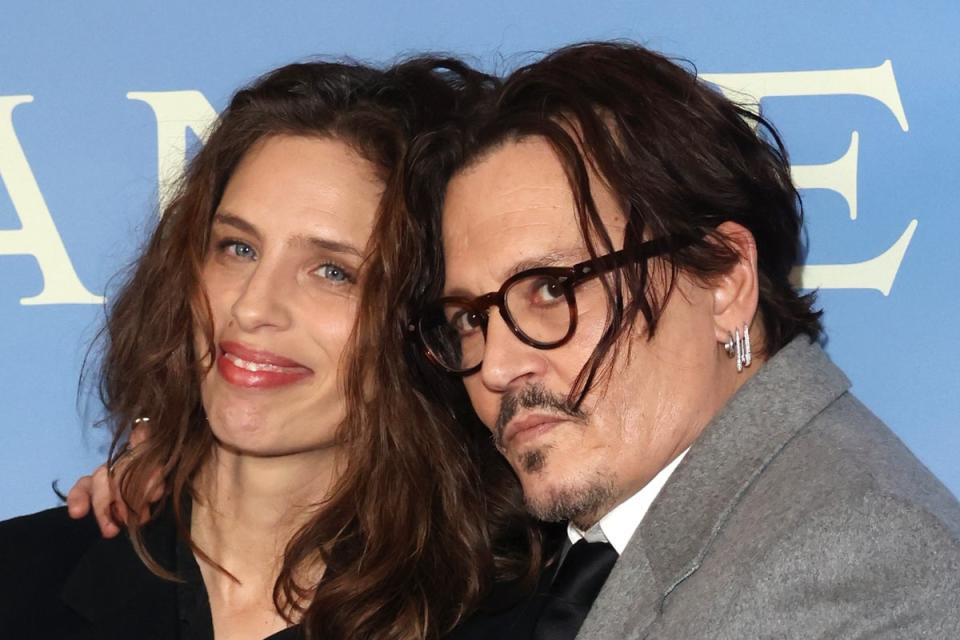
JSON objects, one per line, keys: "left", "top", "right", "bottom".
{"left": 567, "top": 449, "right": 689, "bottom": 554}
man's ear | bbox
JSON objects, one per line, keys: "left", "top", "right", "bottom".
{"left": 710, "top": 221, "right": 760, "bottom": 344}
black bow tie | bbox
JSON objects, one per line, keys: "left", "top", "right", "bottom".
{"left": 531, "top": 539, "right": 619, "bottom": 640}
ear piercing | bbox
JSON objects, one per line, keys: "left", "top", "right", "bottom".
{"left": 723, "top": 323, "right": 752, "bottom": 372}
{"left": 108, "top": 416, "right": 150, "bottom": 475}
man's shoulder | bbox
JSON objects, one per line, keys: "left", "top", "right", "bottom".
{"left": 765, "top": 390, "right": 960, "bottom": 530}
{"left": 720, "top": 389, "right": 960, "bottom": 554}
{"left": 648, "top": 393, "right": 960, "bottom": 637}
{"left": 710, "top": 391, "right": 960, "bottom": 631}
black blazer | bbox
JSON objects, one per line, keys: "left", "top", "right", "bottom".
{"left": 0, "top": 506, "right": 191, "bottom": 639}
{"left": 0, "top": 507, "right": 551, "bottom": 640}
{"left": 0, "top": 504, "right": 307, "bottom": 639}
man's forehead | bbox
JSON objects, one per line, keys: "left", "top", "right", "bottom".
{"left": 439, "top": 136, "right": 627, "bottom": 291}
{"left": 441, "top": 142, "right": 581, "bottom": 287}
{"left": 444, "top": 141, "right": 573, "bottom": 220}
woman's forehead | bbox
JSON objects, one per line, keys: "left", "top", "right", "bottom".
{"left": 218, "top": 135, "right": 382, "bottom": 248}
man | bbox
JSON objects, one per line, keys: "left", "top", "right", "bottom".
{"left": 406, "top": 42, "right": 960, "bottom": 638}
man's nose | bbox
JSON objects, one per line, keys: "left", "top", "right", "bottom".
{"left": 479, "top": 311, "right": 549, "bottom": 392}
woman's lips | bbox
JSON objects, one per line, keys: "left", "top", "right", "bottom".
{"left": 216, "top": 341, "right": 313, "bottom": 389}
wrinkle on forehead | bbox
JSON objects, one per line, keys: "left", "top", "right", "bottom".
{"left": 444, "top": 216, "right": 563, "bottom": 257}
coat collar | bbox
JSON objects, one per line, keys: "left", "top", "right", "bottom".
{"left": 578, "top": 337, "right": 850, "bottom": 639}
{"left": 60, "top": 506, "right": 183, "bottom": 639}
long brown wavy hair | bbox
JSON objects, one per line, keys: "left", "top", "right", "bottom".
{"left": 99, "top": 57, "right": 542, "bottom": 639}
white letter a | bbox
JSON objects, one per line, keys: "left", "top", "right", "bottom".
{"left": 0, "top": 96, "right": 102, "bottom": 305}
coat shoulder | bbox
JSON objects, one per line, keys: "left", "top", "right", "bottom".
{"left": 678, "top": 392, "right": 960, "bottom": 637}
{"left": 0, "top": 507, "right": 101, "bottom": 633}
{"left": 0, "top": 506, "right": 101, "bottom": 584}
{"left": 774, "top": 391, "right": 960, "bottom": 531}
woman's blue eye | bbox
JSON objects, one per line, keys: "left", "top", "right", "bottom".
{"left": 316, "top": 263, "right": 352, "bottom": 283}
{"left": 231, "top": 242, "right": 255, "bottom": 259}
{"left": 217, "top": 239, "right": 256, "bottom": 260}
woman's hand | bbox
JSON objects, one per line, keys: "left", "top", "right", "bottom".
{"left": 65, "top": 425, "right": 161, "bottom": 537}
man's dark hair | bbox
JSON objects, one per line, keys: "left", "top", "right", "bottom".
{"left": 404, "top": 41, "right": 822, "bottom": 402}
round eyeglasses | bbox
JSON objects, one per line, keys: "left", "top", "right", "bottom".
{"left": 410, "top": 236, "right": 679, "bottom": 375}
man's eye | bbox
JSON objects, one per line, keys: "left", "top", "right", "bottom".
{"left": 451, "top": 310, "right": 484, "bottom": 334}
{"left": 531, "top": 278, "right": 565, "bottom": 304}
{"left": 315, "top": 263, "right": 353, "bottom": 284}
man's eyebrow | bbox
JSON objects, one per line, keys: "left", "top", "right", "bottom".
{"left": 443, "top": 249, "right": 584, "bottom": 297}
{"left": 503, "top": 250, "right": 584, "bottom": 279}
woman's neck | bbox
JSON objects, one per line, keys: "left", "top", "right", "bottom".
{"left": 190, "top": 443, "right": 338, "bottom": 615}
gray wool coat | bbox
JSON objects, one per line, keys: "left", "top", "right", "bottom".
{"left": 576, "top": 337, "right": 960, "bottom": 639}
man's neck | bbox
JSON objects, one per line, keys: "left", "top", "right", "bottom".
{"left": 569, "top": 448, "right": 689, "bottom": 553}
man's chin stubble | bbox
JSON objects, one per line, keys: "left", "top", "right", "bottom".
{"left": 518, "top": 450, "right": 616, "bottom": 528}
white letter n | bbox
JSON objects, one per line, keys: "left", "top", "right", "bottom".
{"left": 127, "top": 90, "right": 216, "bottom": 212}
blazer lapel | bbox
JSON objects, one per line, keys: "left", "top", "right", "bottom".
{"left": 576, "top": 338, "right": 851, "bottom": 640}
{"left": 574, "top": 537, "right": 661, "bottom": 640}
{"left": 60, "top": 512, "right": 181, "bottom": 640}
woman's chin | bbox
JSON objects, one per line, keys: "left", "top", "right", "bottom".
{"left": 208, "top": 419, "right": 335, "bottom": 460}
{"left": 206, "top": 406, "right": 276, "bottom": 453}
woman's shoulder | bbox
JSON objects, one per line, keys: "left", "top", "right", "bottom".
{"left": 0, "top": 506, "right": 103, "bottom": 633}
{"left": 0, "top": 505, "right": 182, "bottom": 637}
{"left": 0, "top": 506, "right": 101, "bottom": 574}
{"left": 1, "top": 505, "right": 98, "bottom": 543}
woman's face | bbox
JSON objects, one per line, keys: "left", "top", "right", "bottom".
{"left": 197, "top": 134, "right": 382, "bottom": 457}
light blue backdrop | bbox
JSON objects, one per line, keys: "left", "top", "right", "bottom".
{"left": 1, "top": 1, "right": 957, "bottom": 519}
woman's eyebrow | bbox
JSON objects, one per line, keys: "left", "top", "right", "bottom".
{"left": 212, "top": 211, "right": 260, "bottom": 238}
{"left": 212, "top": 212, "right": 363, "bottom": 258}
{"left": 295, "top": 235, "right": 364, "bottom": 258}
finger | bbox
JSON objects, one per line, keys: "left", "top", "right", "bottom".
{"left": 109, "top": 495, "right": 130, "bottom": 528}
{"left": 90, "top": 465, "right": 120, "bottom": 538}
{"left": 66, "top": 476, "right": 94, "bottom": 519}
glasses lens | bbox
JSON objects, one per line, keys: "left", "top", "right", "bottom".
{"left": 420, "top": 302, "right": 485, "bottom": 372}
{"left": 504, "top": 274, "right": 572, "bottom": 345}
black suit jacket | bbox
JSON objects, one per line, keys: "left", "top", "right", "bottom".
{"left": 0, "top": 506, "right": 187, "bottom": 639}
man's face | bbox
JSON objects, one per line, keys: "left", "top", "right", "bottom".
{"left": 441, "top": 138, "right": 732, "bottom": 527}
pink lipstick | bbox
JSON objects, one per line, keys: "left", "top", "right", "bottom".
{"left": 216, "top": 341, "right": 313, "bottom": 389}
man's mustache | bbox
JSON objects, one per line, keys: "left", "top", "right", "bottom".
{"left": 494, "top": 383, "right": 587, "bottom": 448}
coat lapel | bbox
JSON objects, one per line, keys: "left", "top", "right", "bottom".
{"left": 576, "top": 338, "right": 851, "bottom": 640}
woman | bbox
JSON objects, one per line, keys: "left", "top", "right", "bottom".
{"left": 0, "top": 57, "right": 542, "bottom": 640}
